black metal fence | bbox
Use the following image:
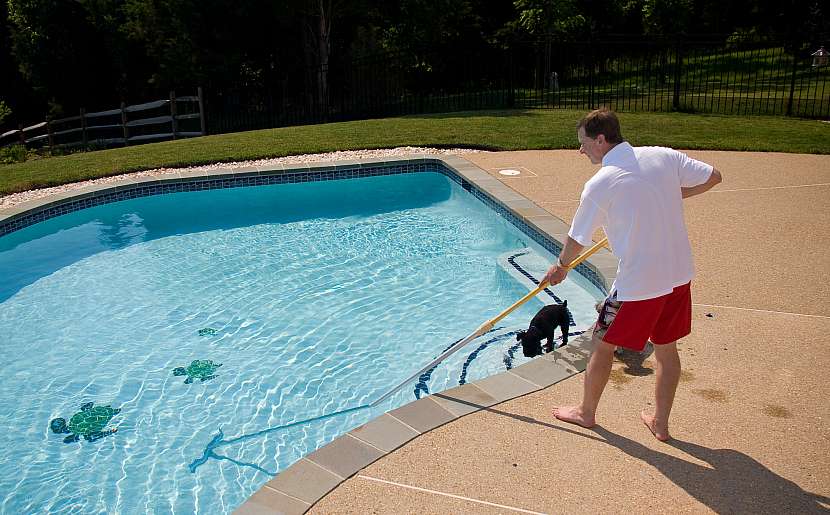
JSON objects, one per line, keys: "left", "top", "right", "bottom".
{"left": 204, "top": 34, "right": 830, "bottom": 134}
{"left": 511, "top": 35, "right": 830, "bottom": 117}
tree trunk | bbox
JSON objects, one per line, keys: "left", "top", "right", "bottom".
{"left": 316, "top": 0, "right": 331, "bottom": 119}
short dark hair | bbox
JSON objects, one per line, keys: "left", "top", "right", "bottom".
{"left": 577, "top": 108, "right": 623, "bottom": 144}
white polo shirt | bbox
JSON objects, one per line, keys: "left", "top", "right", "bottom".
{"left": 569, "top": 142, "right": 713, "bottom": 301}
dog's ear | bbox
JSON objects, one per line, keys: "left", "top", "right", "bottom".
{"left": 562, "top": 299, "right": 567, "bottom": 307}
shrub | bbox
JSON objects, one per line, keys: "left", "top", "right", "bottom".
{"left": 0, "top": 144, "right": 27, "bottom": 164}
{"left": 0, "top": 101, "right": 10, "bottom": 125}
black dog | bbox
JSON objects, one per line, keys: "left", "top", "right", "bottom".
{"left": 517, "top": 301, "right": 570, "bottom": 357}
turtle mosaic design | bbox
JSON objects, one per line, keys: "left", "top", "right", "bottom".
{"left": 50, "top": 402, "right": 121, "bottom": 443}
{"left": 173, "top": 360, "right": 223, "bottom": 384}
{"left": 198, "top": 328, "right": 218, "bottom": 337}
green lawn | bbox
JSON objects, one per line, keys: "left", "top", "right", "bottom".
{"left": 2, "top": 109, "right": 829, "bottom": 196}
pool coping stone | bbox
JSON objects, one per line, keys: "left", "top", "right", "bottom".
{"left": 429, "top": 383, "right": 499, "bottom": 418}
{"left": 348, "top": 413, "right": 421, "bottom": 453}
{"left": 263, "top": 458, "right": 344, "bottom": 505}
{"left": 235, "top": 487, "right": 310, "bottom": 515}
{"left": 386, "top": 396, "right": 457, "bottom": 434}
{"left": 303, "top": 434, "right": 386, "bottom": 480}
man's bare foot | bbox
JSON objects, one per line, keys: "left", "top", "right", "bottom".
{"left": 640, "top": 410, "right": 671, "bottom": 441}
{"left": 553, "top": 406, "right": 596, "bottom": 428}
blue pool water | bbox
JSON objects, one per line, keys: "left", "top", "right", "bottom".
{"left": 0, "top": 171, "right": 603, "bottom": 513}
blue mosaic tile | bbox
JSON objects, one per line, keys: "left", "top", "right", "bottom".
{"left": 0, "top": 161, "right": 607, "bottom": 292}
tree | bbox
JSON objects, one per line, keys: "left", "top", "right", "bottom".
{"left": 640, "top": 0, "right": 692, "bottom": 36}
{"left": 508, "top": 0, "right": 587, "bottom": 38}
{"left": 7, "top": 0, "right": 127, "bottom": 115}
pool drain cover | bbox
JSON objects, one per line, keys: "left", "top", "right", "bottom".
{"left": 498, "top": 169, "right": 521, "bottom": 176}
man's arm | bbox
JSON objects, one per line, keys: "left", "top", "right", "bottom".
{"left": 542, "top": 236, "right": 586, "bottom": 286}
{"left": 682, "top": 168, "right": 722, "bottom": 198}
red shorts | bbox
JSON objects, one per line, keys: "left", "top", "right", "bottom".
{"left": 602, "top": 282, "right": 692, "bottom": 351}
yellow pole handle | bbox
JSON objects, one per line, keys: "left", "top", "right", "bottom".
{"left": 480, "top": 236, "right": 609, "bottom": 331}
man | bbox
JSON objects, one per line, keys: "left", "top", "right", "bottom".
{"left": 542, "top": 108, "right": 722, "bottom": 441}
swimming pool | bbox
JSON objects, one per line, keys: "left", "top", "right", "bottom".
{"left": 0, "top": 163, "right": 605, "bottom": 513}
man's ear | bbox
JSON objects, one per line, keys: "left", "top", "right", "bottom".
{"left": 595, "top": 133, "right": 606, "bottom": 146}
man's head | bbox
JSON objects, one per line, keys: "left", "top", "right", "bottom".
{"left": 576, "top": 108, "right": 623, "bottom": 164}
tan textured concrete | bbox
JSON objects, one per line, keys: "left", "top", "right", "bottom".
{"left": 311, "top": 150, "right": 830, "bottom": 514}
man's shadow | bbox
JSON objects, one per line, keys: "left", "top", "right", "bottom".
{"left": 434, "top": 393, "right": 829, "bottom": 513}
{"left": 592, "top": 427, "right": 830, "bottom": 514}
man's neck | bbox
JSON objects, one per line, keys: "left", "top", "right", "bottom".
{"left": 599, "top": 141, "right": 621, "bottom": 162}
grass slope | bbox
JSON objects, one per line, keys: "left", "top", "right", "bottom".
{"left": 2, "top": 109, "right": 828, "bottom": 196}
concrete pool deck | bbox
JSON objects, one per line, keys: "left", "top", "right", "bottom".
{"left": 299, "top": 150, "right": 830, "bottom": 514}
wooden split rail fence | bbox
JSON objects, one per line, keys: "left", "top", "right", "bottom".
{"left": 1, "top": 88, "right": 205, "bottom": 149}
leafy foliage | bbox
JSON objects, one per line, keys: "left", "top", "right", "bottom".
{"left": 0, "top": 100, "right": 10, "bottom": 124}
{"left": 0, "top": 0, "right": 827, "bottom": 127}
{"left": 512, "top": 0, "right": 587, "bottom": 36}
{"left": 0, "top": 143, "right": 26, "bottom": 164}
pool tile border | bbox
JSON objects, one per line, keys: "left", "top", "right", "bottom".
{"left": 0, "top": 155, "right": 615, "bottom": 515}
{"left": 0, "top": 155, "right": 614, "bottom": 292}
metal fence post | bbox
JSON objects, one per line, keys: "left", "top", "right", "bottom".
{"left": 588, "top": 37, "right": 595, "bottom": 109}
{"left": 786, "top": 49, "right": 798, "bottom": 116}
{"left": 673, "top": 37, "right": 683, "bottom": 110}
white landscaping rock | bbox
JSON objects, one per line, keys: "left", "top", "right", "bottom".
{"left": 0, "top": 147, "right": 481, "bottom": 210}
